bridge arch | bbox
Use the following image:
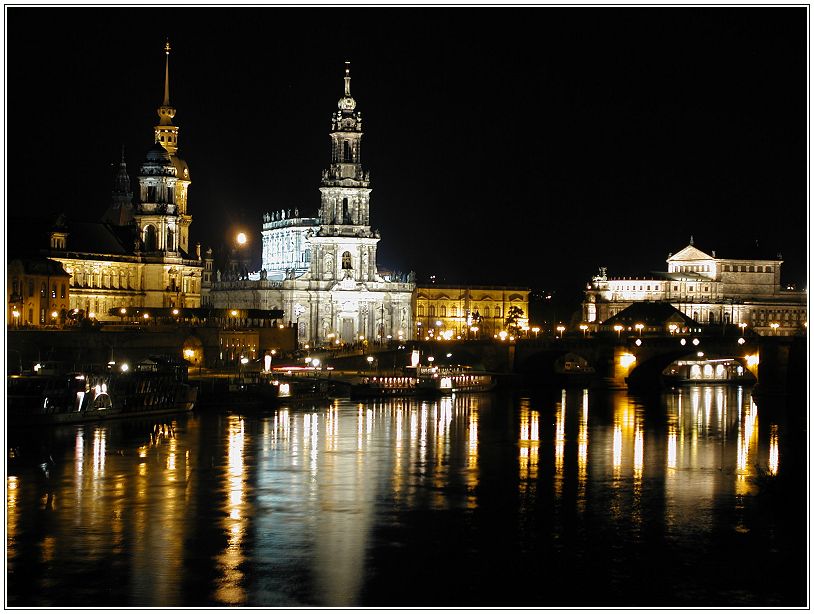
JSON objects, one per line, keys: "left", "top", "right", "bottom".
{"left": 626, "top": 348, "right": 755, "bottom": 389}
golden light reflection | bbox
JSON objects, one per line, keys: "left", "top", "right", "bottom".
{"left": 518, "top": 400, "right": 540, "bottom": 490}
{"left": 554, "top": 390, "right": 566, "bottom": 478}
{"left": 578, "top": 389, "right": 589, "bottom": 484}
{"left": 667, "top": 425, "right": 677, "bottom": 470}
{"left": 7, "top": 476, "right": 18, "bottom": 553}
{"left": 633, "top": 422, "right": 644, "bottom": 481}
{"left": 768, "top": 423, "right": 779, "bottom": 476}
{"left": 215, "top": 415, "right": 247, "bottom": 605}
{"left": 737, "top": 399, "right": 758, "bottom": 476}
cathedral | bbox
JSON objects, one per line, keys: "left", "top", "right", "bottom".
{"left": 210, "top": 64, "right": 415, "bottom": 345}
{"left": 29, "top": 43, "right": 209, "bottom": 323}
{"left": 583, "top": 239, "right": 807, "bottom": 336}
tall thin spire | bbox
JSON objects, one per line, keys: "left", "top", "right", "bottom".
{"left": 163, "top": 39, "right": 171, "bottom": 106}
{"left": 344, "top": 61, "right": 351, "bottom": 96}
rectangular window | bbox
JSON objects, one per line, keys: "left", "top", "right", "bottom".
{"left": 28, "top": 280, "right": 34, "bottom": 297}
{"left": 673, "top": 285, "right": 678, "bottom": 291}
{"left": 766, "top": 266, "right": 772, "bottom": 273}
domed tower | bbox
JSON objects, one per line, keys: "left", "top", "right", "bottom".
{"left": 133, "top": 142, "right": 179, "bottom": 253}
{"left": 153, "top": 41, "right": 192, "bottom": 255}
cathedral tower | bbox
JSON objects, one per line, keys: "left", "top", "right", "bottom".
{"left": 312, "top": 63, "right": 379, "bottom": 284}
{"left": 153, "top": 41, "right": 192, "bottom": 255}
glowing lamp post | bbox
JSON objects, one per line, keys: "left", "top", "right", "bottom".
{"left": 739, "top": 322, "right": 747, "bottom": 335}
{"left": 770, "top": 322, "right": 780, "bottom": 336}
{"left": 614, "top": 324, "right": 623, "bottom": 339}
{"left": 236, "top": 232, "right": 247, "bottom": 246}
{"left": 531, "top": 326, "right": 540, "bottom": 338}
{"left": 579, "top": 324, "right": 588, "bottom": 337}
{"left": 12, "top": 309, "right": 20, "bottom": 328}
{"left": 556, "top": 325, "right": 565, "bottom": 339}
{"left": 634, "top": 323, "right": 644, "bottom": 338}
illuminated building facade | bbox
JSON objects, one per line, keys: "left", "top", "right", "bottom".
{"left": 413, "top": 285, "right": 530, "bottom": 339}
{"left": 7, "top": 258, "right": 71, "bottom": 327}
{"left": 44, "top": 44, "right": 208, "bottom": 321}
{"left": 211, "top": 64, "right": 414, "bottom": 345}
{"left": 583, "top": 240, "right": 807, "bottom": 335}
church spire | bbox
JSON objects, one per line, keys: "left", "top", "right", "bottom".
{"left": 156, "top": 39, "right": 176, "bottom": 129}
{"left": 163, "top": 39, "right": 171, "bottom": 106}
{"left": 155, "top": 40, "right": 179, "bottom": 155}
{"left": 344, "top": 61, "right": 351, "bottom": 97}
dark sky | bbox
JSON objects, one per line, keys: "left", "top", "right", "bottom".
{"left": 7, "top": 7, "right": 808, "bottom": 301}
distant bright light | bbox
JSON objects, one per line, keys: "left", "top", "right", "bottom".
{"left": 240, "top": 357, "right": 249, "bottom": 365}
{"left": 236, "top": 232, "right": 247, "bottom": 245}
{"left": 620, "top": 353, "right": 636, "bottom": 369}
{"left": 120, "top": 363, "right": 130, "bottom": 372}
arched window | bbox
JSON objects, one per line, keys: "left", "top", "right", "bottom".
{"left": 40, "top": 282, "right": 47, "bottom": 297}
{"left": 429, "top": 305, "right": 435, "bottom": 317}
{"left": 144, "top": 225, "right": 157, "bottom": 251}
{"left": 342, "top": 198, "right": 350, "bottom": 224}
{"left": 343, "top": 141, "right": 352, "bottom": 162}
{"left": 484, "top": 306, "right": 491, "bottom": 318}
{"left": 440, "top": 306, "right": 447, "bottom": 317}
{"left": 341, "top": 251, "right": 352, "bottom": 269}
{"left": 166, "top": 228, "right": 174, "bottom": 251}
{"left": 494, "top": 307, "right": 501, "bottom": 318}
{"left": 418, "top": 305, "right": 424, "bottom": 317}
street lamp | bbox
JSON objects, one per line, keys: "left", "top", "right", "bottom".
{"left": 770, "top": 322, "right": 780, "bottom": 335}
{"left": 579, "top": 324, "right": 588, "bottom": 337}
{"left": 614, "top": 324, "right": 623, "bottom": 339}
{"left": 12, "top": 309, "right": 20, "bottom": 328}
{"left": 556, "top": 325, "right": 565, "bottom": 339}
{"left": 531, "top": 326, "right": 540, "bottom": 338}
{"left": 739, "top": 322, "right": 747, "bottom": 335}
{"left": 634, "top": 323, "right": 644, "bottom": 337}
{"left": 236, "top": 232, "right": 247, "bottom": 246}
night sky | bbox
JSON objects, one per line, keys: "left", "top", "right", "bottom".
{"left": 7, "top": 7, "right": 808, "bottom": 310}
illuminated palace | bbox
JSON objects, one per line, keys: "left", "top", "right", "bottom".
{"left": 211, "top": 64, "right": 414, "bottom": 344}
{"left": 413, "top": 285, "right": 530, "bottom": 339}
{"left": 583, "top": 239, "right": 807, "bottom": 335}
{"left": 35, "top": 43, "right": 209, "bottom": 323}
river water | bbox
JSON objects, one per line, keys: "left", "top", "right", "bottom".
{"left": 5, "top": 385, "right": 806, "bottom": 607}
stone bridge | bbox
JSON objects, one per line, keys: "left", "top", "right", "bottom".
{"left": 513, "top": 333, "right": 804, "bottom": 396}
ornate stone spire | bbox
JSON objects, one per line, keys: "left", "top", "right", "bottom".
{"left": 344, "top": 61, "right": 351, "bottom": 97}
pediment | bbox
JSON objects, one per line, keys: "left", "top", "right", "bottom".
{"left": 667, "top": 245, "right": 714, "bottom": 262}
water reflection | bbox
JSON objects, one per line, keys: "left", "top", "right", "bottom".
{"left": 5, "top": 385, "right": 800, "bottom": 607}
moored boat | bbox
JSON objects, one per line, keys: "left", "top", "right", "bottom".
{"left": 8, "top": 359, "right": 197, "bottom": 426}
{"left": 350, "top": 365, "right": 496, "bottom": 399}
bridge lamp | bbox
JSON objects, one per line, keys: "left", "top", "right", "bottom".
{"left": 231, "top": 309, "right": 238, "bottom": 317}
{"left": 668, "top": 324, "right": 677, "bottom": 335}
{"left": 737, "top": 337, "right": 746, "bottom": 345}
{"left": 142, "top": 313, "right": 150, "bottom": 320}
{"left": 236, "top": 232, "right": 247, "bottom": 246}
{"left": 305, "top": 356, "right": 312, "bottom": 365}
{"left": 770, "top": 322, "right": 780, "bottom": 335}
{"left": 635, "top": 338, "right": 642, "bottom": 347}
{"left": 120, "top": 363, "right": 130, "bottom": 373}
{"left": 311, "top": 358, "right": 320, "bottom": 368}
{"left": 120, "top": 307, "right": 127, "bottom": 315}
{"left": 435, "top": 320, "right": 442, "bottom": 327}
{"left": 739, "top": 323, "right": 747, "bottom": 333}
{"left": 680, "top": 338, "right": 686, "bottom": 346}
{"left": 692, "top": 338, "right": 700, "bottom": 346}
{"left": 556, "top": 325, "right": 566, "bottom": 338}
{"left": 427, "top": 356, "right": 435, "bottom": 363}
{"left": 579, "top": 324, "right": 588, "bottom": 337}
{"left": 532, "top": 326, "right": 540, "bottom": 337}
{"left": 613, "top": 324, "right": 623, "bottom": 338}
{"left": 172, "top": 308, "right": 179, "bottom": 316}
{"left": 634, "top": 323, "right": 644, "bottom": 337}
{"left": 697, "top": 351, "right": 704, "bottom": 357}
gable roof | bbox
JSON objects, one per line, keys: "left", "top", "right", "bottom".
{"left": 667, "top": 245, "right": 715, "bottom": 262}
